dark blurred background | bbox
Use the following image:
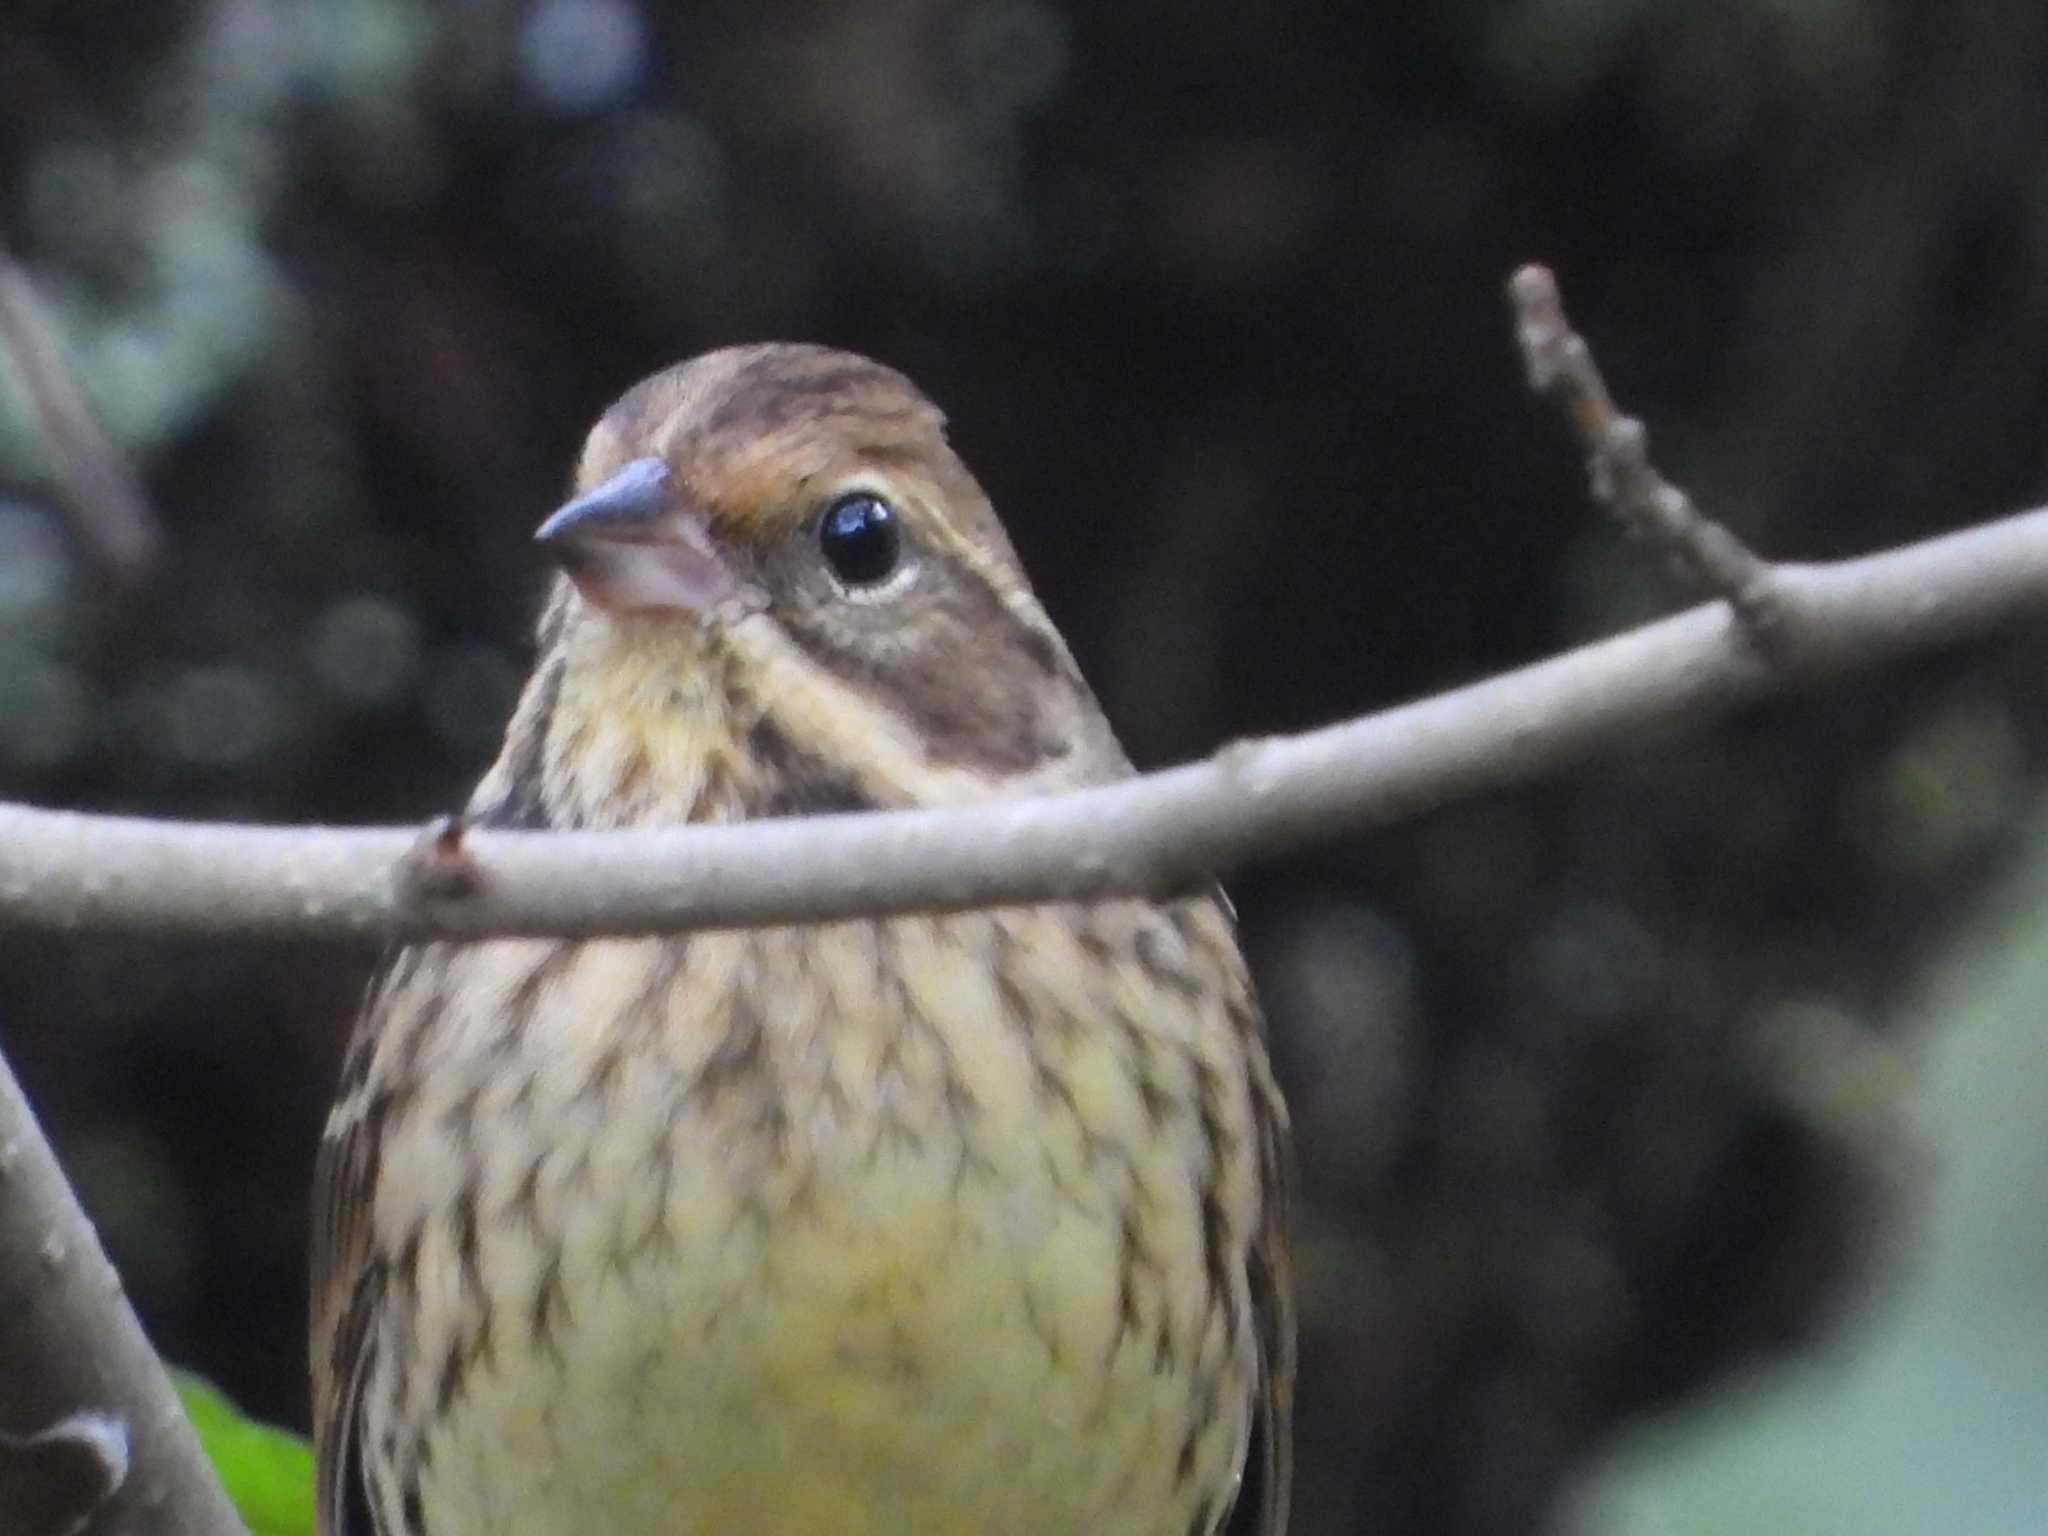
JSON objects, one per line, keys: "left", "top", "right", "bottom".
{"left": 4, "top": 2, "right": 2048, "bottom": 1532}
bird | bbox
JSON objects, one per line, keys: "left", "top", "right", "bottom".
{"left": 309, "top": 343, "right": 1294, "bottom": 1536}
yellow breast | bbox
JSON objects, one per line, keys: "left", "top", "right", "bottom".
{"left": 367, "top": 903, "right": 1262, "bottom": 1536}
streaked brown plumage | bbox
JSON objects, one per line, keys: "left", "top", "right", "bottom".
{"left": 310, "top": 344, "right": 1294, "bottom": 1536}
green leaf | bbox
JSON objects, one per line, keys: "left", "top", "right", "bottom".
{"left": 172, "top": 1369, "right": 315, "bottom": 1536}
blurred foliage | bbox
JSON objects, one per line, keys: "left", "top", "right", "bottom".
{"left": 1568, "top": 808, "right": 2048, "bottom": 1534}
{"left": 2, "top": 1, "right": 2047, "bottom": 1531}
{"left": 174, "top": 1370, "right": 314, "bottom": 1536}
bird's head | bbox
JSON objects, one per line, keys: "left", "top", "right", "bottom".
{"left": 470, "top": 343, "right": 1128, "bottom": 830}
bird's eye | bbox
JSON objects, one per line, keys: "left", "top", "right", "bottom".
{"left": 818, "top": 493, "right": 902, "bottom": 587}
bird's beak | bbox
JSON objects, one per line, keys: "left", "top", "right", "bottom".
{"left": 535, "top": 457, "right": 766, "bottom": 619}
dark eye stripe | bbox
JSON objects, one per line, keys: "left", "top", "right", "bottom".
{"left": 778, "top": 554, "right": 1073, "bottom": 776}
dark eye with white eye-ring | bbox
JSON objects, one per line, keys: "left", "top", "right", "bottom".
{"left": 818, "top": 493, "right": 902, "bottom": 588}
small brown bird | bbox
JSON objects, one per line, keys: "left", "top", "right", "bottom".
{"left": 310, "top": 345, "right": 1293, "bottom": 1536}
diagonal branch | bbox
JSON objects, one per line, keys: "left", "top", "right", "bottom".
{"left": 4, "top": 265, "right": 2046, "bottom": 942}
{"left": 1, "top": 501, "right": 2046, "bottom": 942}
{"left": 0, "top": 1051, "right": 247, "bottom": 1535}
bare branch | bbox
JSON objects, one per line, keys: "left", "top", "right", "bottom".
{"left": 0, "top": 233, "right": 163, "bottom": 587}
{"left": 0, "top": 1051, "right": 246, "bottom": 1535}
{"left": 0, "top": 504, "right": 2045, "bottom": 942}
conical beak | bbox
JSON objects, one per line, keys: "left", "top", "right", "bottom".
{"left": 535, "top": 456, "right": 673, "bottom": 544}
{"left": 535, "top": 457, "right": 765, "bottom": 618}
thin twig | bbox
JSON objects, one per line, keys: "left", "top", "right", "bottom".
{"left": 1509, "top": 264, "right": 1797, "bottom": 647}
{"left": 0, "top": 234, "right": 163, "bottom": 587}
{"left": 0, "top": 503, "right": 2045, "bottom": 942}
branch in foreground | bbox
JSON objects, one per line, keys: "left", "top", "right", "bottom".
{"left": 2, "top": 504, "right": 2046, "bottom": 941}
{"left": 0, "top": 1050, "right": 246, "bottom": 1536}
